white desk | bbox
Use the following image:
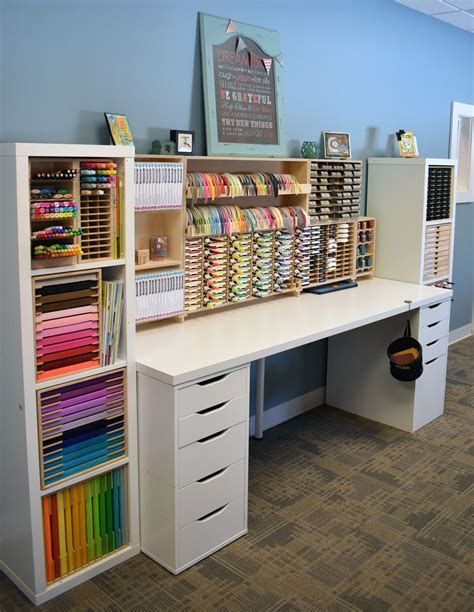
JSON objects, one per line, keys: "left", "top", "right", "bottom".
{"left": 136, "top": 278, "right": 452, "bottom": 573}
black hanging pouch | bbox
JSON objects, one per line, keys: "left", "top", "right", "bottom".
{"left": 387, "top": 320, "right": 423, "bottom": 381}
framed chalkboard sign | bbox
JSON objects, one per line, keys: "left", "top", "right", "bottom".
{"left": 199, "top": 12, "right": 286, "bottom": 157}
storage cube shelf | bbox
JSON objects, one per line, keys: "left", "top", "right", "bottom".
{"left": 367, "top": 158, "right": 456, "bottom": 286}
{"left": 0, "top": 143, "right": 138, "bottom": 605}
{"left": 41, "top": 466, "right": 128, "bottom": 584}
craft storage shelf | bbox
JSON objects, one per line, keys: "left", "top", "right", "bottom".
{"left": 184, "top": 157, "right": 310, "bottom": 314}
{"left": 309, "top": 159, "right": 362, "bottom": 222}
{"left": 134, "top": 156, "right": 312, "bottom": 322}
{"left": 356, "top": 217, "right": 376, "bottom": 279}
{"left": 367, "top": 158, "right": 456, "bottom": 285}
{"left": 0, "top": 143, "right": 139, "bottom": 605}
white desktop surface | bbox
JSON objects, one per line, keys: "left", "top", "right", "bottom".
{"left": 136, "top": 278, "right": 451, "bottom": 386}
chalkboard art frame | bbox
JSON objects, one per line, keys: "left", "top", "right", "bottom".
{"left": 199, "top": 12, "right": 286, "bottom": 157}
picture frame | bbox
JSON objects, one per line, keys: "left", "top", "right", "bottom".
{"left": 199, "top": 12, "right": 286, "bottom": 157}
{"left": 104, "top": 113, "right": 134, "bottom": 146}
{"left": 396, "top": 130, "right": 419, "bottom": 158}
{"left": 170, "top": 130, "right": 195, "bottom": 155}
{"left": 323, "top": 132, "right": 351, "bottom": 159}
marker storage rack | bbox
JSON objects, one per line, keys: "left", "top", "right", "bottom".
{"left": 427, "top": 166, "right": 453, "bottom": 221}
{"left": 356, "top": 217, "right": 376, "bottom": 279}
{"left": 184, "top": 230, "right": 299, "bottom": 313}
{"left": 295, "top": 221, "right": 357, "bottom": 288}
{"left": 29, "top": 157, "right": 125, "bottom": 270}
{"left": 309, "top": 160, "right": 362, "bottom": 222}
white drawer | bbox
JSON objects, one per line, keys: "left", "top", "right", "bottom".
{"left": 178, "top": 395, "right": 248, "bottom": 448}
{"left": 419, "top": 317, "right": 449, "bottom": 346}
{"left": 177, "top": 367, "right": 247, "bottom": 419}
{"left": 178, "top": 496, "right": 246, "bottom": 569}
{"left": 423, "top": 335, "right": 448, "bottom": 363}
{"left": 414, "top": 353, "right": 448, "bottom": 429}
{"left": 419, "top": 300, "right": 450, "bottom": 327}
{"left": 178, "top": 459, "right": 246, "bottom": 528}
{"left": 178, "top": 421, "right": 246, "bottom": 488}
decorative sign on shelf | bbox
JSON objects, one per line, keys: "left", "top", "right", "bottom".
{"left": 199, "top": 12, "right": 286, "bottom": 157}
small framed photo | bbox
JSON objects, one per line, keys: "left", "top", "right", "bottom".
{"left": 170, "top": 130, "right": 195, "bottom": 155}
{"left": 323, "top": 131, "right": 351, "bottom": 158}
{"left": 104, "top": 113, "right": 134, "bottom": 146}
{"left": 396, "top": 130, "right": 419, "bottom": 158}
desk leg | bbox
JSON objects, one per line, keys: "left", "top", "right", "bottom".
{"left": 255, "top": 358, "right": 265, "bottom": 439}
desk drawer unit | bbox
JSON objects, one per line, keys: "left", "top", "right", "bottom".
{"left": 326, "top": 298, "right": 451, "bottom": 432}
{"left": 138, "top": 365, "right": 249, "bottom": 574}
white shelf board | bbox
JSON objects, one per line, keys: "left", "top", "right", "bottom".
{"left": 31, "top": 259, "right": 126, "bottom": 276}
{"left": 425, "top": 219, "right": 452, "bottom": 226}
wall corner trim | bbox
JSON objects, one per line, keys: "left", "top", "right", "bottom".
{"left": 449, "top": 324, "right": 472, "bottom": 345}
{"left": 249, "top": 386, "right": 326, "bottom": 437}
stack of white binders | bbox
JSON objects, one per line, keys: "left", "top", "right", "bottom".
{"left": 136, "top": 271, "right": 184, "bottom": 322}
{"left": 134, "top": 162, "right": 183, "bottom": 211}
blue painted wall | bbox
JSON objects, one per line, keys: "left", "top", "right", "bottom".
{"left": 0, "top": 0, "right": 472, "bottom": 411}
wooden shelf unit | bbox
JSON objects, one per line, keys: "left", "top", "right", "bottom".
{"left": 134, "top": 156, "right": 370, "bottom": 322}
{"left": 356, "top": 217, "right": 376, "bottom": 279}
{"left": 367, "top": 158, "right": 456, "bottom": 285}
{"left": 0, "top": 143, "right": 139, "bottom": 605}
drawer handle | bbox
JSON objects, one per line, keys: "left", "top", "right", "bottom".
{"left": 197, "top": 428, "right": 228, "bottom": 444}
{"left": 428, "top": 302, "right": 442, "bottom": 310}
{"left": 197, "top": 466, "right": 228, "bottom": 483}
{"left": 426, "top": 357, "right": 439, "bottom": 365}
{"left": 426, "top": 339, "right": 439, "bottom": 347}
{"left": 197, "top": 373, "right": 228, "bottom": 386}
{"left": 427, "top": 321, "right": 440, "bottom": 328}
{"left": 197, "top": 504, "right": 228, "bottom": 522}
{"left": 197, "top": 401, "right": 228, "bottom": 415}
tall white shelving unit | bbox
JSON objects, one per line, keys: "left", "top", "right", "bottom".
{"left": 0, "top": 143, "right": 139, "bottom": 605}
{"left": 367, "top": 158, "right": 457, "bottom": 285}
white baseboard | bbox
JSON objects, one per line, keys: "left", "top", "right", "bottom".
{"left": 249, "top": 386, "right": 325, "bottom": 437}
{"left": 449, "top": 323, "right": 472, "bottom": 345}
